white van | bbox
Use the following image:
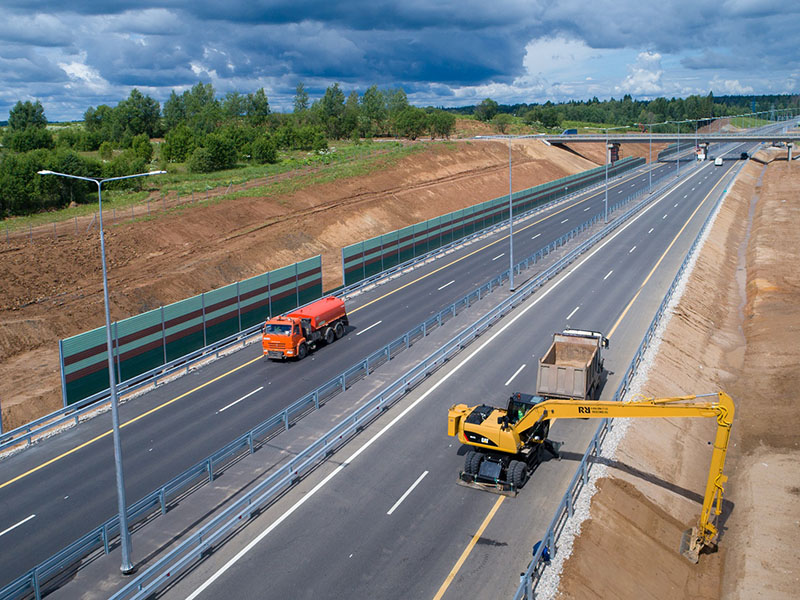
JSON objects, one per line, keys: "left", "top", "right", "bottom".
{"left": 714, "top": 157, "right": 723, "bottom": 166}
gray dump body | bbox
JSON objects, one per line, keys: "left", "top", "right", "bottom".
{"left": 536, "top": 330, "right": 606, "bottom": 400}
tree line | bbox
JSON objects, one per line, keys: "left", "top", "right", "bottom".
{"left": 468, "top": 92, "right": 800, "bottom": 132}
{"left": 1, "top": 83, "right": 458, "bottom": 217}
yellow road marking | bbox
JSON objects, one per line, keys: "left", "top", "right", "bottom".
{"left": 606, "top": 162, "right": 735, "bottom": 339}
{"left": 432, "top": 495, "right": 506, "bottom": 600}
{"left": 1, "top": 165, "right": 651, "bottom": 489}
{"left": 0, "top": 356, "right": 262, "bottom": 490}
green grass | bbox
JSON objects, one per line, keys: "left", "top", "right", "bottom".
{"left": 2, "top": 140, "right": 426, "bottom": 232}
{"left": 728, "top": 116, "right": 771, "bottom": 129}
{"left": 561, "top": 120, "right": 639, "bottom": 133}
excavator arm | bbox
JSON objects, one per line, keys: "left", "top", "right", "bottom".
{"left": 448, "top": 391, "right": 734, "bottom": 561}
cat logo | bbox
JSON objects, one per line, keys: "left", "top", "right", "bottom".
{"left": 481, "top": 437, "right": 489, "bottom": 444}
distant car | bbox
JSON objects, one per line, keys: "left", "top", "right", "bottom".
{"left": 740, "top": 152, "right": 749, "bottom": 160}
{"left": 714, "top": 157, "right": 723, "bottom": 166}
{"left": 561, "top": 128, "right": 578, "bottom": 135}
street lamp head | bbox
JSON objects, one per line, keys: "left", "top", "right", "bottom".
{"left": 149, "top": 170, "right": 167, "bottom": 175}
{"left": 37, "top": 170, "right": 54, "bottom": 175}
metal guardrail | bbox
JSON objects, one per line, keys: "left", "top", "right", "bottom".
{"left": 98, "top": 153, "right": 694, "bottom": 600}
{"left": 0, "top": 159, "right": 646, "bottom": 452}
{"left": 512, "top": 158, "right": 748, "bottom": 600}
{"left": 0, "top": 152, "right": 698, "bottom": 600}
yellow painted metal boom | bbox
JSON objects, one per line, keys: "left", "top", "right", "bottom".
{"left": 447, "top": 391, "right": 735, "bottom": 561}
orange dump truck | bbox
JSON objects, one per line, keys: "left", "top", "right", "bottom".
{"left": 262, "top": 296, "right": 349, "bottom": 360}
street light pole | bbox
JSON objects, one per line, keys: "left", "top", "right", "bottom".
{"left": 38, "top": 169, "right": 165, "bottom": 574}
{"left": 648, "top": 123, "right": 652, "bottom": 193}
{"left": 604, "top": 128, "right": 609, "bottom": 223}
{"left": 508, "top": 137, "right": 515, "bottom": 291}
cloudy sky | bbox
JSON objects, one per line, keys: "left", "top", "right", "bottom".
{"left": 2, "top": 1, "right": 797, "bottom": 121}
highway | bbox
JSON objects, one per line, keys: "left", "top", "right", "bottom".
{"left": 162, "top": 149, "right": 747, "bottom": 600}
{"left": 0, "top": 143, "right": 744, "bottom": 587}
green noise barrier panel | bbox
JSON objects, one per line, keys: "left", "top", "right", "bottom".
{"left": 60, "top": 256, "right": 322, "bottom": 405}
{"left": 342, "top": 156, "right": 644, "bottom": 285}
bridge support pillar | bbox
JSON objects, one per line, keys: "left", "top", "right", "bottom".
{"left": 606, "top": 143, "right": 620, "bottom": 164}
{"left": 789, "top": 142, "right": 793, "bottom": 162}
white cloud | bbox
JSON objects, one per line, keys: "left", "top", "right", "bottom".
{"left": 58, "top": 56, "right": 109, "bottom": 93}
{"left": 708, "top": 76, "right": 754, "bottom": 94}
{"left": 616, "top": 51, "right": 663, "bottom": 95}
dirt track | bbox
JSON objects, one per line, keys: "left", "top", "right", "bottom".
{"left": 556, "top": 158, "right": 800, "bottom": 598}
{"left": 0, "top": 135, "right": 660, "bottom": 430}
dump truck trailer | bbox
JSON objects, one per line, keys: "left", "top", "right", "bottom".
{"left": 536, "top": 329, "right": 608, "bottom": 400}
{"left": 262, "top": 296, "right": 348, "bottom": 360}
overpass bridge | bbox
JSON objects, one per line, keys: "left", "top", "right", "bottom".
{"left": 541, "top": 132, "right": 798, "bottom": 144}
{"left": 541, "top": 127, "right": 799, "bottom": 162}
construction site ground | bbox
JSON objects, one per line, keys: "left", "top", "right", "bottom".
{"left": 556, "top": 156, "right": 799, "bottom": 599}
{"left": 0, "top": 131, "right": 658, "bottom": 431}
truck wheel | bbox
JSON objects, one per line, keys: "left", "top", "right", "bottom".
{"left": 297, "top": 342, "right": 308, "bottom": 360}
{"left": 334, "top": 322, "right": 344, "bottom": 340}
{"left": 324, "top": 327, "right": 335, "bottom": 345}
{"left": 509, "top": 460, "right": 528, "bottom": 489}
{"left": 465, "top": 451, "right": 483, "bottom": 475}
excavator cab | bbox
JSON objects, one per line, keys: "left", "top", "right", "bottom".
{"left": 506, "top": 392, "right": 539, "bottom": 424}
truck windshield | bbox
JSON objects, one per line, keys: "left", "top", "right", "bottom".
{"left": 264, "top": 324, "right": 292, "bottom": 335}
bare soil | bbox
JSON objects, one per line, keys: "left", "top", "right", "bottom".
{"left": 0, "top": 133, "right": 662, "bottom": 431}
{"left": 557, "top": 159, "right": 800, "bottom": 598}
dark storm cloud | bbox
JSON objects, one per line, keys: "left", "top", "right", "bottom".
{"left": 1, "top": 1, "right": 797, "bottom": 120}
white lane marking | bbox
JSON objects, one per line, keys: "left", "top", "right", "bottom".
{"left": 566, "top": 306, "right": 580, "bottom": 320}
{"left": 356, "top": 320, "right": 383, "bottom": 336}
{"left": 561, "top": 218, "right": 569, "bottom": 224}
{"left": 674, "top": 203, "right": 678, "bottom": 207}
{"left": 438, "top": 280, "right": 455, "bottom": 291}
{"left": 184, "top": 185, "right": 683, "bottom": 600}
{"left": 531, "top": 233, "right": 541, "bottom": 240}
{"left": 504, "top": 364, "right": 527, "bottom": 386}
{"left": 691, "top": 187, "right": 696, "bottom": 191}
{"left": 218, "top": 387, "right": 264, "bottom": 413}
{"left": 583, "top": 206, "right": 591, "bottom": 211}
{"left": 387, "top": 471, "right": 429, "bottom": 515}
{"left": 492, "top": 253, "right": 505, "bottom": 261}
{"left": 683, "top": 194, "right": 688, "bottom": 198}
{"left": 629, "top": 245, "right": 636, "bottom": 253}
{"left": 631, "top": 183, "right": 635, "bottom": 187}
{"left": 0, "top": 514, "right": 36, "bottom": 538}
{"left": 603, "top": 270, "right": 613, "bottom": 280}
{"left": 662, "top": 214, "right": 667, "bottom": 219}
{"left": 648, "top": 228, "right": 654, "bottom": 234}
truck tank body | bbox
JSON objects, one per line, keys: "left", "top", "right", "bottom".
{"left": 287, "top": 296, "right": 346, "bottom": 329}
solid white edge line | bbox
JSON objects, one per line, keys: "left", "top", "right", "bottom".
{"left": 356, "top": 320, "right": 383, "bottom": 336}
{"left": 503, "top": 364, "right": 527, "bottom": 387}
{"left": 186, "top": 174, "right": 693, "bottom": 599}
{"left": 438, "top": 280, "right": 456, "bottom": 291}
{"left": 218, "top": 387, "right": 264, "bottom": 413}
{"left": 386, "top": 471, "right": 429, "bottom": 515}
{"left": 566, "top": 306, "right": 580, "bottom": 320}
{"left": 0, "top": 514, "right": 35, "bottom": 538}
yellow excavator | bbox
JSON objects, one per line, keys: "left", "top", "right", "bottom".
{"left": 447, "top": 391, "right": 734, "bottom": 562}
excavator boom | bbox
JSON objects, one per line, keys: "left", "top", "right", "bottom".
{"left": 447, "top": 391, "right": 734, "bottom": 562}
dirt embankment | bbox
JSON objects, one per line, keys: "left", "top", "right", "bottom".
{"left": 0, "top": 138, "right": 661, "bottom": 431}
{"left": 557, "top": 160, "right": 800, "bottom": 598}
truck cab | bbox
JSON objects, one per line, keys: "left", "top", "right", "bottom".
{"left": 262, "top": 317, "right": 304, "bottom": 358}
